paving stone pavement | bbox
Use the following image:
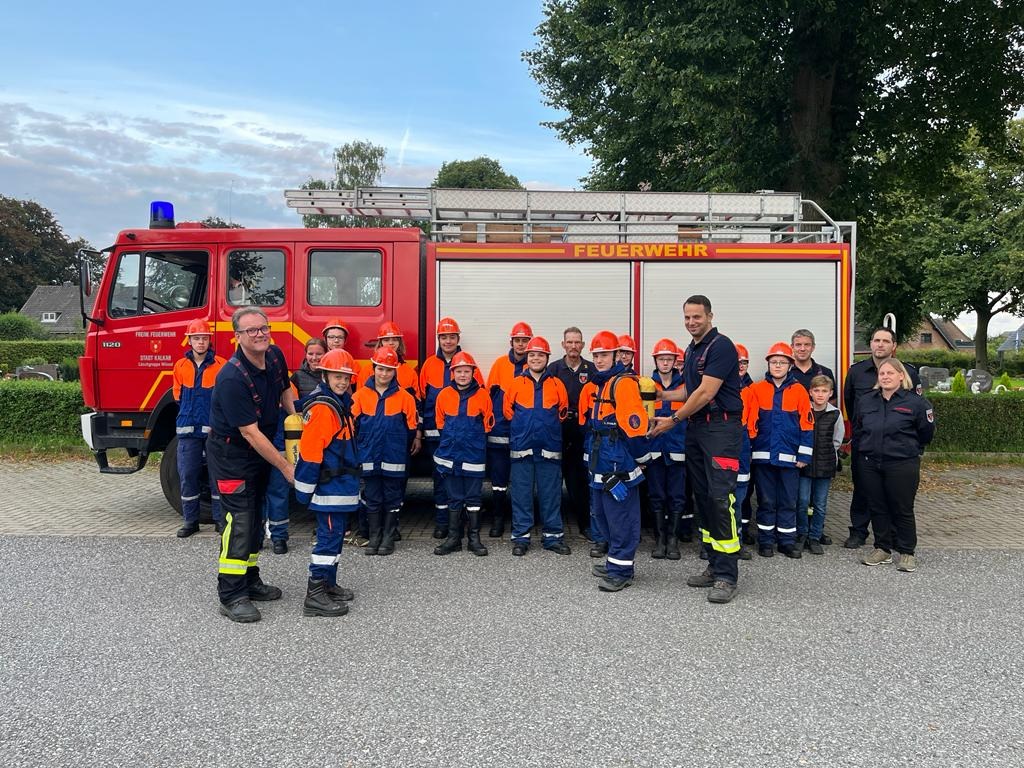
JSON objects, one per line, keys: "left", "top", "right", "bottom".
{"left": 2, "top": 458, "right": 1022, "bottom": 548}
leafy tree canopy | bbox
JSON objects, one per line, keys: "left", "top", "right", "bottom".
{"left": 433, "top": 156, "right": 522, "bottom": 189}
{"left": 301, "top": 140, "right": 390, "bottom": 228}
{"left": 0, "top": 196, "right": 89, "bottom": 313}
{"left": 200, "top": 216, "right": 243, "bottom": 229}
{"left": 525, "top": 0, "right": 1024, "bottom": 215}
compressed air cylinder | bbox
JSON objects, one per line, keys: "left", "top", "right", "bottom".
{"left": 638, "top": 376, "right": 657, "bottom": 420}
{"left": 283, "top": 413, "right": 304, "bottom": 464}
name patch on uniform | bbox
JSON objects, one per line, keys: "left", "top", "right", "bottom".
{"left": 893, "top": 406, "right": 913, "bottom": 414}
{"left": 628, "top": 414, "right": 641, "bottom": 429}
{"left": 926, "top": 408, "right": 934, "bottom": 422}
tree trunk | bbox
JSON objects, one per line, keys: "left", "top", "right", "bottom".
{"left": 975, "top": 309, "right": 991, "bottom": 370}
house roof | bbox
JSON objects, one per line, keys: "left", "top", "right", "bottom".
{"left": 19, "top": 284, "right": 93, "bottom": 334}
{"left": 928, "top": 315, "right": 972, "bottom": 348}
{"left": 998, "top": 323, "right": 1024, "bottom": 353}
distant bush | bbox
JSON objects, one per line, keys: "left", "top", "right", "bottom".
{"left": 0, "top": 312, "right": 49, "bottom": 341}
{"left": 929, "top": 392, "right": 1024, "bottom": 452}
{"left": 21, "top": 356, "right": 48, "bottom": 366}
{"left": 0, "top": 340, "right": 84, "bottom": 372}
{"left": 950, "top": 370, "right": 967, "bottom": 394}
{"left": 0, "top": 381, "right": 87, "bottom": 439}
{"left": 58, "top": 357, "right": 80, "bottom": 382}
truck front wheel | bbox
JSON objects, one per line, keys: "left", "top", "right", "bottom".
{"left": 159, "top": 436, "right": 214, "bottom": 524}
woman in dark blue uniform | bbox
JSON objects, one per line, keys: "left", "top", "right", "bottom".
{"left": 854, "top": 358, "right": 935, "bottom": 572}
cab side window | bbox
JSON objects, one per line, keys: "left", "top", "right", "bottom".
{"left": 308, "top": 250, "right": 382, "bottom": 306}
{"left": 227, "top": 250, "right": 286, "bottom": 306}
{"left": 108, "top": 251, "right": 208, "bottom": 318}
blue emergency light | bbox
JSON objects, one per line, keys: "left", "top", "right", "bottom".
{"left": 150, "top": 201, "right": 175, "bottom": 229}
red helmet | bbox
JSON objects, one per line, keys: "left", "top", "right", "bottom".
{"left": 370, "top": 346, "right": 399, "bottom": 369}
{"left": 765, "top": 342, "right": 795, "bottom": 362}
{"left": 376, "top": 321, "right": 403, "bottom": 339}
{"left": 322, "top": 318, "right": 349, "bottom": 338}
{"left": 525, "top": 336, "right": 551, "bottom": 355}
{"left": 590, "top": 330, "right": 619, "bottom": 353}
{"left": 735, "top": 343, "right": 750, "bottom": 362}
{"left": 436, "top": 317, "right": 461, "bottom": 335}
{"left": 185, "top": 319, "right": 213, "bottom": 337}
{"left": 318, "top": 349, "right": 356, "bottom": 375}
{"left": 617, "top": 334, "right": 637, "bottom": 354}
{"left": 510, "top": 321, "right": 534, "bottom": 340}
{"left": 651, "top": 338, "right": 678, "bottom": 358}
{"left": 450, "top": 351, "right": 477, "bottom": 370}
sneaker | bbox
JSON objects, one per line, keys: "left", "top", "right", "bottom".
{"left": 707, "top": 580, "right": 737, "bottom": 604}
{"left": 897, "top": 553, "right": 917, "bottom": 572}
{"left": 862, "top": 548, "right": 893, "bottom": 566}
{"left": 597, "top": 576, "right": 633, "bottom": 592}
{"left": 686, "top": 567, "right": 715, "bottom": 588}
{"left": 807, "top": 539, "right": 825, "bottom": 555}
{"left": 844, "top": 535, "right": 866, "bottom": 549}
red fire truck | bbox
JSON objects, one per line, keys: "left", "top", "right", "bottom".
{"left": 77, "top": 186, "right": 854, "bottom": 517}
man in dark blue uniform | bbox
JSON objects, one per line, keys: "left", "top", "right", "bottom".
{"left": 207, "top": 307, "right": 296, "bottom": 623}
{"left": 650, "top": 296, "right": 743, "bottom": 604}
{"left": 547, "top": 326, "right": 595, "bottom": 538}
{"left": 842, "top": 326, "right": 921, "bottom": 549}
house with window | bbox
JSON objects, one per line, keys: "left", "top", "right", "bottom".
{"left": 19, "top": 284, "right": 92, "bottom": 335}
{"left": 853, "top": 315, "right": 973, "bottom": 355}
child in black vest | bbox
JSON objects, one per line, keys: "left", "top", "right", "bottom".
{"left": 797, "top": 375, "right": 844, "bottom": 554}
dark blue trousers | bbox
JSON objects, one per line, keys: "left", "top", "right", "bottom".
{"left": 590, "top": 486, "right": 641, "bottom": 580}
{"left": 509, "top": 459, "right": 564, "bottom": 548}
{"left": 646, "top": 458, "right": 688, "bottom": 535}
{"left": 753, "top": 464, "right": 799, "bottom": 548}
{"left": 362, "top": 475, "right": 405, "bottom": 515}
{"left": 177, "top": 437, "right": 222, "bottom": 525}
{"left": 310, "top": 509, "right": 348, "bottom": 584}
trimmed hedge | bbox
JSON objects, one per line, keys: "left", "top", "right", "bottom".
{"left": 929, "top": 392, "right": 1024, "bottom": 452}
{"left": 0, "top": 380, "right": 88, "bottom": 439}
{"left": 0, "top": 340, "right": 85, "bottom": 373}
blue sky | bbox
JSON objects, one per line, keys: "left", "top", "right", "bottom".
{"left": 0, "top": 1, "right": 589, "bottom": 245}
{"left": 0, "top": 1, "right": 1016, "bottom": 338}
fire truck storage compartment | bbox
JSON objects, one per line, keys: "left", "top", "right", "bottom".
{"left": 640, "top": 260, "right": 840, "bottom": 379}
{"left": 435, "top": 260, "right": 633, "bottom": 369}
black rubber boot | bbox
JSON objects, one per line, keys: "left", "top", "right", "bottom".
{"left": 303, "top": 579, "right": 348, "bottom": 617}
{"left": 434, "top": 511, "right": 463, "bottom": 555}
{"left": 488, "top": 490, "right": 506, "bottom": 538}
{"left": 364, "top": 511, "right": 383, "bottom": 556}
{"left": 666, "top": 511, "right": 682, "bottom": 560}
{"left": 467, "top": 510, "right": 489, "bottom": 556}
{"left": 378, "top": 509, "right": 399, "bottom": 556}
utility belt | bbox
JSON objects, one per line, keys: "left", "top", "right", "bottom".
{"left": 688, "top": 410, "right": 741, "bottom": 424}
{"left": 319, "top": 464, "right": 362, "bottom": 484}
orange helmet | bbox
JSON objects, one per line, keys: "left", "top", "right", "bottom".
{"left": 370, "top": 346, "right": 399, "bottom": 369}
{"left": 376, "top": 321, "right": 403, "bottom": 339}
{"left": 450, "top": 351, "right": 477, "bottom": 370}
{"left": 525, "top": 336, "right": 551, "bottom": 355}
{"left": 617, "top": 334, "right": 637, "bottom": 354}
{"left": 735, "top": 343, "right": 750, "bottom": 362}
{"left": 765, "top": 342, "right": 795, "bottom": 362}
{"left": 510, "top": 321, "right": 534, "bottom": 340}
{"left": 436, "top": 317, "right": 461, "bottom": 335}
{"left": 590, "top": 330, "right": 619, "bottom": 353}
{"left": 322, "top": 318, "right": 349, "bottom": 338}
{"left": 651, "top": 338, "right": 679, "bottom": 358}
{"left": 318, "top": 349, "right": 356, "bottom": 375}
{"left": 185, "top": 319, "right": 212, "bottom": 337}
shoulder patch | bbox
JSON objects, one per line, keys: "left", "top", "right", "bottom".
{"left": 926, "top": 408, "right": 934, "bottom": 423}
{"left": 628, "top": 414, "right": 641, "bottom": 429}
{"left": 302, "top": 410, "right": 313, "bottom": 424}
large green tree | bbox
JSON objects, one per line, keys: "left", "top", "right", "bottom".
{"left": 301, "top": 140, "right": 390, "bottom": 228}
{"left": 525, "top": 0, "right": 1024, "bottom": 213}
{"left": 433, "top": 157, "right": 522, "bottom": 189}
{"left": 922, "top": 123, "right": 1024, "bottom": 367}
{"left": 0, "top": 196, "right": 89, "bottom": 312}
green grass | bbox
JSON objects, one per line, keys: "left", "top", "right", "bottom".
{"left": 0, "top": 435, "right": 93, "bottom": 461}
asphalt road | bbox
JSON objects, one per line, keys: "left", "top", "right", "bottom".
{"left": 2, "top": 535, "right": 1021, "bottom": 767}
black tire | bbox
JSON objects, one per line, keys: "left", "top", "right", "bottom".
{"left": 159, "top": 436, "right": 214, "bottom": 523}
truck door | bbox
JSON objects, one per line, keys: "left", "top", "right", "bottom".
{"left": 294, "top": 243, "right": 394, "bottom": 367}
{"left": 218, "top": 243, "right": 294, "bottom": 363}
{"left": 94, "top": 246, "right": 213, "bottom": 412}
